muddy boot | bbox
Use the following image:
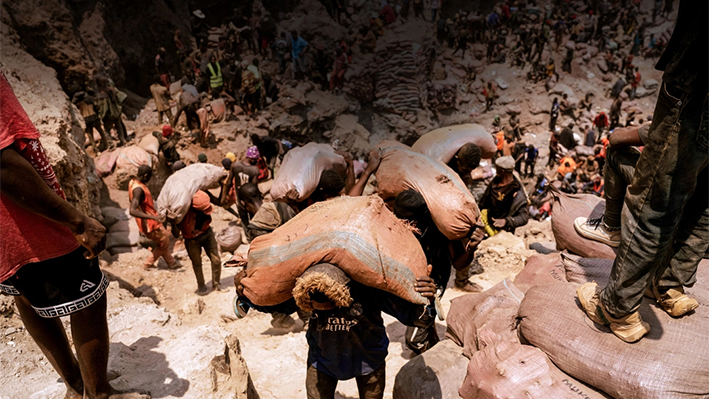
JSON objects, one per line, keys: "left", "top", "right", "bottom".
{"left": 576, "top": 282, "right": 650, "bottom": 343}
{"left": 270, "top": 312, "right": 296, "bottom": 329}
{"left": 574, "top": 216, "right": 621, "bottom": 247}
{"left": 644, "top": 286, "right": 699, "bottom": 317}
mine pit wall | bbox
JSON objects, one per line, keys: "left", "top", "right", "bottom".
{"left": 1, "top": 15, "right": 102, "bottom": 219}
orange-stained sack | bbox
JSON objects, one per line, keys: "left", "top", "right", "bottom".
{"left": 411, "top": 124, "right": 497, "bottom": 162}
{"left": 270, "top": 143, "right": 347, "bottom": 202}
{"left": 242, "top": 195, "right": 429, "bottom": 306}
{"left": 459, "top": 339, "right": 609, "bottom": 399}
{"left": 513, "top": 253, "right": 566, "bottom": 293}
{"left": 375, "top": 147, "right": 480, "bottom": 240}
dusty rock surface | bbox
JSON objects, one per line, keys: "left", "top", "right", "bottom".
{"left": 0, "top": 16, "right": 102, "bottom": 218}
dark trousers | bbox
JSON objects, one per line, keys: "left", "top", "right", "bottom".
{"left": 158, "top": 109, "right": 173, "bottom": 126}
{"left": 306, "top": 363, "right": 385, "bottom": 399}
{"left": 547, "top": 148, "right": 557, "bottom": 166}
{"left": 413, "top": 2, "right": 423, "bottom": 18}
{"left": 85, "top": 117, "right": 111, "bottom": 151}
{"left": 405, "top": 324, "right": 440, "bottom": 355}
{"left": 603, "top": 147, "right": 640, "bottom": 229}
{"left": 103, "top": 117, "right": 126, "bottom": 145}
{"left": 600, "top": 83, "right": 709, "bottom": 317}
{"left": 524, "top": 161, "right": 536, "bottom": 177}
{"left": 174, "top": 103, "right": 199, "bottom": 130}
{"left": 184, "top": 228, "right": 221, "bottom": 288}
{"left": 549, "top": 116, "right": 557, "bottom": 132}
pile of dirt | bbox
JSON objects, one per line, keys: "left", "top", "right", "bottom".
{"left": 469, "top": 232, "right": 535, "bottom": 291}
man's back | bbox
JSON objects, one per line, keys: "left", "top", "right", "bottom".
{"left": 231, "top": 162, "right": 259, "bottom": 187}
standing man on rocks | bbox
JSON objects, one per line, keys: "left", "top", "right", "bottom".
{"left": 150, "top": 75, "right": 173, "bottom": 126}
{"left": 290, "top": 30, "right": 309, "bottom": 80}
{"left": 129, "top": 165, "right": 176, "bottom": 270}
{"left": 577, "top": 0, "right": 708, "bottom": 343}
{"left": 207, "top": 55, "right": 224, "bottom": 99}
{"left": 171, "top": 191, "right": 224, "bottom": 295}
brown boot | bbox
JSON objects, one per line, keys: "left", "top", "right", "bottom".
{"left": 644, "top": 286, "right": 698, "bottom": 317}
{"left": 576, "top": 282, "right": 650, "bottom": 343}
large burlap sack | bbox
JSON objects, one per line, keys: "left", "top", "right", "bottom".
{"left": 242, "top": 195, "right": 429, "bottom": 306}
{"left": 411, "top": 124, "right": 497, "bottom": 162}
{"left": 459, "top": 339, "right": 610, "bottom": 399}
{"left": 518, "top": 283, "right": 709, "bottom": 399}
{"left": 156, "top": 163, "right": 226, "bottom": 223}
{"left": 95, "top": 149, "right": 120, "bottom": 177}
{"left": 561, "top": 252, "right": 613, "bottom": 286}
{"left": 138, "top": 134, "right": 160, "bottom": 156}
{"left": 101, "top": 206, "right": 130, "bottom": 228}
{"left": 551, "top": 190, "right": 616, "bottom": 259}
{"left": 445, "top": 279, "right": 523, "bottom": 359}
{"left": 561, "top": 254, "right": 709, "bottom": 306}
{"left": 215, "top": 226, "right": 242, "bottom": 253}
{"left": 392, "top": 339, "right": 469, "bottom": 399}
{"left": 108, "top": 220, "right": 133, "bottom": 233}
{"left": 210, "top": 98, "right": 226, "bottom": 122}
{"left": 270, "top": 143, "right": 347, "bottom": 202}
{"left": 115, "top": 145, "right": 152, "bottom": 172}
{"left": 377, "top": 139, "right": 410, "bottom": 150}
{"left": 513, "top": 253, "right": 566, "bottom": 293}
{"left": 105, "top": 229, "right": 140, "bottom": 249}
{"left": 375, "top": 147, "right": 480, "bottom": 240}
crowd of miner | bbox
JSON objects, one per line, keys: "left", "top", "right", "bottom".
{"left": 1, "top": 1, "right": 707, "bottom": 399}
{"left": 73, "top": 0, "right": 672, "bottom": 224}
{"left": 71, "top": 0, "right": 666, "bottom": 153}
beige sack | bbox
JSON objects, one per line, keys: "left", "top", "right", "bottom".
{"left": 411, "top": 124, "right": 497, "bottom": 163}
{"left": 375, "top": 147, "right": 479, "bottom": 240}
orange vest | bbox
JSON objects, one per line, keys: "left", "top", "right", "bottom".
{"left": 128, "top": 179, "right": 161, "bottom": 234}
{"left": 496, "top": 130, "right": 505, "bottom": 151}
{"left": 557, "top": 157, "right": 577, "bottom": 176}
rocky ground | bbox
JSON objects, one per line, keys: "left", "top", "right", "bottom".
{"left": 1, "top": 0, "right": 672, "bottom": 397}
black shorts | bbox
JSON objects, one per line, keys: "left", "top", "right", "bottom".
{"left": 0, "top": 247, "right": 108, "bottom": 318}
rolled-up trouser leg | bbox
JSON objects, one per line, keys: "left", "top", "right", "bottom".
{"left": 600, "top": 86, "right": 708, "bottom": 318}
{"left": 602, "top": 147, "right": 640, "bottom": 229}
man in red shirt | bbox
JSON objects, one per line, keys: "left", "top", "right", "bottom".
{"left": 171, "top": 191, "right": 223, "bottom": 295}
{"left": 129, "top": 165, "right": 176, "bottom": 270}
{"left": 0, "top": 73, "right": 138, "bottom": 398}
{"left": 593, "top": 111, "right": 609, "bottom": 143}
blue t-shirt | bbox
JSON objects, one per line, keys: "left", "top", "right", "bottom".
{"left": 291, "top": 37, "right": 309, "bottom": 59}
{"left": 526, "top": 148, "right": 538, "bottom": 162}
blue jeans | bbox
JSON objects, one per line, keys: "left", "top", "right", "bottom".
{"left": 601, "top": 82, "right": 709, "bottom": 317}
